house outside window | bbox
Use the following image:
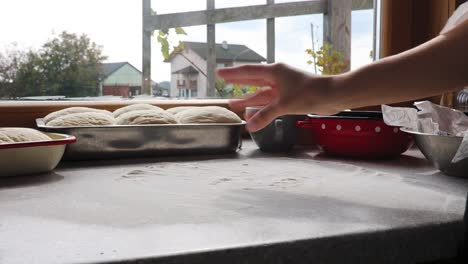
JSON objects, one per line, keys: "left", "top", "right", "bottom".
{"left": 166, "top": 41, "right": 266, "bottom": 99}
{"left": 0, "top": 0, "right": 377, "bottom": 101}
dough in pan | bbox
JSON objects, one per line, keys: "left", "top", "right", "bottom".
{"left": 175, "top": 106, "right": 242, "bottom": 124}
{"left": 47, "top": 112, "right": 116, "bottom": 127}
{"left": 113, "top": 104, "right": 164, "bottom": 118}
{"left": 115, "top": 110, "right": 178, "bottom": 125}
{"left": 166, "top": 106, "right": 199, "bottom": 115}
{"left": 44, "top": 107, "right": 112, "bottom": 124}
{"left": 0, "top": 128, "right": 51, "bottom": 144}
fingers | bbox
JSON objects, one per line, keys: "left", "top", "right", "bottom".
{"left": 247, "top": 103, "right": 284, "bottom": 132}
{"left": 218, "top": 64, "right": 286, "bottom": 131}
{"left": 220, "top": 78, "right": 271, "bottom": 87}
{"left": 217, "top": 64, "right": 276, "bottom": 85}
{"left": 229, "top": 88, "right": 274, "bottom": 111}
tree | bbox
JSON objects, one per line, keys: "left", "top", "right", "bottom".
{"left": 0, "top": 31, "right": 107, "bottom": 99}
{"left": 36, "top": 31, "right": 107, "bottom": 97}
{"left": 156, "top": 27, "right": 187, "bottom": 60}
{"left": 0, "top": 43, "right": 30, "bottom": 98}
{"left": 306, "top": 42, "right": 346, "bottom": 75}
{"left": 215, "top": 78, "right": 258, "bottom": 98}
{"left": 13, "top": 51, "right": 45, "bottom": 97}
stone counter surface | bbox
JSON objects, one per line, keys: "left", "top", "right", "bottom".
{"left": 1, "top": 142, "right": 467, "bottom": 264}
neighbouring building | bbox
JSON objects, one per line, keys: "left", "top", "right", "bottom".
{"left": 165, "top": 41, "right": 266, "bottom": 99}
{"left": 100, "top": 62, "right": 169, "bottom": 98}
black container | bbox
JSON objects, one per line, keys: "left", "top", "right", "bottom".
{"left": 248, "top": 112, "right": 304, "bottom": 152}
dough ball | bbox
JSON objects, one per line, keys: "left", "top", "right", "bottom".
{"left": 44, "top": 107, "right": 112, "bottom": 124}
{"left": 166, "top": 106, "right": 199, "bottom": 115}
{"left": 113, "top": 104, "right": 164, "bottom": 118}
{"left": 47, "top": 112, "right": 116, "bottom": 127}
{"left": 116, "top": 110, "right": 178, "bottom": 125}
{"left": 0, "top": 128, "right": 51, "bottom": 144}
{"left": 175, "top": 106, "right": 242, "bottom": 124}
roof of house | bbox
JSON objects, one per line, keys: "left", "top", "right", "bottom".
{"left": 100, "top": 62, "right": 159, "bottom": 85}
{"left": 101, "top": 62, "right": 142, "bottom": 78}
{"left": 166, "top": 41, "right": 266, "bottom": 62}
{"left": 172, "top": 65, "right": 200, "bottom": 75}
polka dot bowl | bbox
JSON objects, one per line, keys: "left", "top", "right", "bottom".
{"left": 297, "top": 111, "right": 413, "bottom": 159}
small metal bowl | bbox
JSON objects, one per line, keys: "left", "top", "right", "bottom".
{"left": 245, "top": 106, "right": 304, "bottom": 152}
{"left": 401, "top": 128, "right": 468, "bottom": 178}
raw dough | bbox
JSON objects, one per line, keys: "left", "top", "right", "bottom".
{"left": 44, "top": 107, "right": 112, "bottom": 124}
{"left": 166, "top": 106, "right": 199, "bottom": 115}
{"left": 113, "top": 104, "right": 164, "bottom": 118}
{"left": 175, "top": 106, "right": 242, "bottom": 124}
{"left": 115, "top": 110, "right": 178, "bottom": 125}
{"left": 47, "top": 112, "right": 116, "bottom": 127}
{"left": 0, "top": 128, "right": 51, "bottom": 144}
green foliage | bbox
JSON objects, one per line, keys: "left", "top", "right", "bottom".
{"left": 215, "top": 78, "right": 258, "bottom": 98}
{"left": 156, "top": 27, "right": 187, "bottom": 60}
{"left": 306, "top": 42, "right": 346, "bottom": 75}
{"left": 215, "top": 78, "right": 230, "bottom": 98}
{"left": 0, "top": 44, "right": 28, "bottom": 98}
{"left": 0, "top": 31, "right": 106, "bottom": 99}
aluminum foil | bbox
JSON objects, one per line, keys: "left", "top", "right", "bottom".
{"left": 382, "top": 101, "right": 468, "bottom": 162}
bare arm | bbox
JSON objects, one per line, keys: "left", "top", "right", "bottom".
{"left": 330, "top": 19, "right": 468, "bottom": 111}
{"left": 218, "top": 19, "right": 468, "bottom": 132}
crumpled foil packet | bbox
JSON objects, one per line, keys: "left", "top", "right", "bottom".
{"left": 382, "top": 101, "right": 468, "bottom": 163}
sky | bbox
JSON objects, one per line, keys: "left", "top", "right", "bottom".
{"left": 0, "top": 0, "right": 374, "bottom": 83}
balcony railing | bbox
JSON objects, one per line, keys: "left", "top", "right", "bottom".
{"left": 142, "top": 0, "right": 374, "bottom": 96}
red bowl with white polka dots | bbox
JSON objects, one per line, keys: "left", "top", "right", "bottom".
{"left": 297, "top": 111, "right": 413, "bottom": 158}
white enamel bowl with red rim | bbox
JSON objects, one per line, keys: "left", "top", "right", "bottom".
{"left": 0, "top": 133, "right": 76, "bottom": 177}
{"left": 297, "top": 111, "right": 414, "bottom": 158}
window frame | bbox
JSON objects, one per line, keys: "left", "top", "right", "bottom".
{"left": 1, "top": 0, "right": 377, "bottom": 127}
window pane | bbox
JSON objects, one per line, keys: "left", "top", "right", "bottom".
{"left": 216, "top": 0, "right": 264, "bottom": 9}
{"left": 0, "top": 0, "right": 377, "bottom": 101}
{"left": 152, "top": 0, "right": 205, "bottom": 14}
{"left": 214, "top": 20, "right": 266, "bottom": 99}
{"left": 276, "top": 14, "right": 324, "bottom": 74}
{"left": 351, "top": 9, "right": 375, "bottom": 70}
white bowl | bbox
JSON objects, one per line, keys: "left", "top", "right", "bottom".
{"left": 0, "top": 133, "right": 76, "bottom": 177}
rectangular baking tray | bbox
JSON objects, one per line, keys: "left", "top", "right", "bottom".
{"left": 36, "top": 119, "right": 244, "bottom": 161}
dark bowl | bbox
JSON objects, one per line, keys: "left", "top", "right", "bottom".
{"left": 246, "top": 107, "right": 304, "bottom": 152}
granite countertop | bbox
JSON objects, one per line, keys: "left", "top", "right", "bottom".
{"left": 1, "top": 141, "right": 467, "bottom": 264}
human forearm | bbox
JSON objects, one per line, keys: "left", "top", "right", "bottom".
{"left": 220, "top": 21, "right": 468, "bottom": 131}
{"left": 329, "top": 20, "right": 468, "bottom": 110}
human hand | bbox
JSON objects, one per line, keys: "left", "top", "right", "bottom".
{"left": 217, "top": 63, "right": 341, "bottom": 132}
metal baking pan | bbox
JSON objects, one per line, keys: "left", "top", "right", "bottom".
{"left": 36, "top": 119, "right": 244, "bottom": 160}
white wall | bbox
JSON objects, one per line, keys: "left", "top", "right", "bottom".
{"left": 103, "top": 64, "right": 142, "bottom": 86}
{"left": 233, "top": 61, "right": 264, "bottom": 66}
{"left": 169, "top": 49, "right": 207, "bottom": 98}
{"left": 169, "top": 51, "right": 264, "bottom": 98}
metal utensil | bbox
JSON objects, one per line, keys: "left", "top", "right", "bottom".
{"left": 245, "top": 107, "right": 303, "bottom": 152}
{"left": 36, "top": 119, "right": 244, "bottom": 160}
{"left": 401, "top": 128, "right": 468, "bottom": 177}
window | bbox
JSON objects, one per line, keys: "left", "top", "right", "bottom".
{"left": 0, "top": 0, "right": 378, "bottom": 102}
{"left": 179, "top": 88, "right": 197, "bottom": 99}
{"left": 177, "top": 80, "right": 186, "bottom": 88}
